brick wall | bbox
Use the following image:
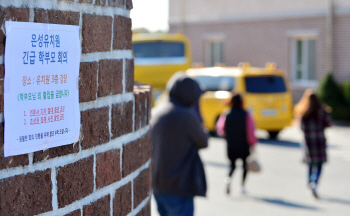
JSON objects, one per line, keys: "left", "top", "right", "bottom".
{"left": 0, "top": 1, "right": 152, "bottom": 215}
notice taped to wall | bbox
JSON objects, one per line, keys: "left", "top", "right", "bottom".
{"left": 4, "top": 21, "right": 81, "bottom": 157}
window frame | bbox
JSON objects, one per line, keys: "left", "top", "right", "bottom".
{"left": 203, "top": 33, "right": 225, "bottom": 67}
{"left": 288, "top": 30, "right": 318, "bottom": 87}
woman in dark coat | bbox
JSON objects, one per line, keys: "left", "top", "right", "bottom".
{"left": 295, "top": 89, "right": 332, "bottom": 198}
{"left": 151, "top": 72, "right": 208, "bottom": 216}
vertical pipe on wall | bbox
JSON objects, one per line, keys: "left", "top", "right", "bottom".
{"left": 326, "top": 0, "right": 333, "bottom": 73}
{"left": 177, "top": 0, "right": 186, "bottom": 33}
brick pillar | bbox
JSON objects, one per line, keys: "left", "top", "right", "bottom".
{"left": 0, "top": 1, "right": 152, "bottom": 216}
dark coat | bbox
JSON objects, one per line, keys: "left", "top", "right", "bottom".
{"left": 224, "top": 107, "right": 250, "bottom": 160}
{"left": 301, "top": 109, "right": 332, "bottom": 165}
{"left": 151, "top": 73, "right": 208, "bottom": 197}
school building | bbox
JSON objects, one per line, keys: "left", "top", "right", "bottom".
{"left": 168, "top": 0, "right": 350, "bottom": 101}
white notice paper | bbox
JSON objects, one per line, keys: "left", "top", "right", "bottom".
{"left": 4, "top": 21, "right": 81, "bottom": 157}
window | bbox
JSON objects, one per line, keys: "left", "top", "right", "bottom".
{"left": 209, "top": 41, "right": 224, "bottom": 67}
{"left": 294, "top": 39, "right": 316, "bottom": 82}
{"left": 245, "top": 76, "right": 287, "bottom": 93}
{"left": 133, "top": 42, "right": 185, "bottom": 58}
{"left": 194, "top": 76, "right": 235, "bottom": 92}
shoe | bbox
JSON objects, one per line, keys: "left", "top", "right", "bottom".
{"left": 311, "top": 188, "right": 319, "bottom": 199}
{"left": 309, "top": 182, "right": 319, "bottom": 199}
{"left": 225, "top": 177, "right": 231, "bottom": 195}
{"left": 226, "top": 185, "right": 230, "bottom": 195}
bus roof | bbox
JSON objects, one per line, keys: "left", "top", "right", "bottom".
{"left": 132, "top": 33, "right": 189, "bottom": 43}
{"left": 186, "top": 66, "right": 286, "bottom": 77}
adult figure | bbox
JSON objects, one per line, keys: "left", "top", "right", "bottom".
{"left": 295, "top": 89, "right": 332, "bottom": 198}
{"left": 216, "top": 93, "right": 257, "bottom": 194}
{"left": 151, "top": 72, "right": 208, "bottom": 216}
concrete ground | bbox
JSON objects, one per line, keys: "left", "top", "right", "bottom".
{"left": 151, "top": 123, "right": 350, "bottom": 216}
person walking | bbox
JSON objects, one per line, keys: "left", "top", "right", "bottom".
{"left": 216, "top": 93, "right": 257, "bottom": 194}
{"left": 151, "top": 72, "right": 209, "bottom": 216}
{"left": 295, "top": 89, "right": 332, "bottom": 198}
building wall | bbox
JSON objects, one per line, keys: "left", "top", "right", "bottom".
{"left": 0, "top": 1, "right": 152, "bottom": 216}
{"left": 170, "top": 0, "right": 350, "bottom": 24}
{"left": 169, "top": 2, "right": 350, "bottom": 102}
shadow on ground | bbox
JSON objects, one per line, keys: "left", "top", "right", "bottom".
{"left": 252, "top": 196, "right": 320, "bottom": 211}
{"left": 204, "top": 161, "right": 230, "bottom": 169}
{"left": 320, "top": 196, "right": 350, "bottom": 205}
{"left": 259, "top": 138, "right": 338, "bottom": 149}
{"left": 258, "top": 138, "right": 301, "bottom": 148}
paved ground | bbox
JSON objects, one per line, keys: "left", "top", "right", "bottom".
{"left": 151, "top": 123, "right": 350, "bottom": 216}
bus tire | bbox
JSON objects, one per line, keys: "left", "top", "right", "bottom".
{"left": 268, "top": 131, "right": 279, "bottom": 139}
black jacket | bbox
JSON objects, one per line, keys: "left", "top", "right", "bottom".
{"left": 151, "top": 73, "right": 208, "bottom": 197}
{"left": 225, "top": 107, "right": 250, "bottom": 160}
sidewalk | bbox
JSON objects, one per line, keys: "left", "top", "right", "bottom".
{"left": 151, "top": 124, "right": 350, "bottom": 216}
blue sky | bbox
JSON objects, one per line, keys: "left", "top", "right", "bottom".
{"left": 130, "top": 0, "right": 169, "bottom": 32}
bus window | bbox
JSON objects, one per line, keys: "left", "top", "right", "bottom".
{"left": 194, "top": 76, "right": 235, "bottom": 92}
{"left": 133, "top": 42, "right": 185, "bottom": 58}
{"left": 245, "top": 76, "right": 287, "bottom": 93}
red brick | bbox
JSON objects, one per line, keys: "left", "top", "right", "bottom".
{"left": 140, "top": 131, "right": 152, "bottom": 165}
{"left": 122, "top": 139, "right": 139, "bottom": 177}
{"left": 0, "top": 94, "right": 3, "bottom": 113}
{"left": 98, "top": 59, "right": 123, "bottom": 97}
{"left": 113, "top": 182, "right": 132, "bottom": 216}
{"left": 135, "top": 201, "right": 150, "bottom": 216}
{"left": 0, "top": 32, "right": 4, "bottom": 55}
{"left": 34, "top": 9, "right": 80, "bottom": 25}
{"left": 81, "top": 107, "right": 110, "bottom": 149}
{"left": 83, "top": 195, "right": 110, "bottom": 216}
{"left": 122, "top": 132, "right": 151, "bottom": 177}
{"left": 108, "top": 0, "right": 124, "bottom": 7}
{"left": 113, "top": 16, "right": 132, "bottom": 50}
{"left": 57, "top": 156, "right": 94, "bottom": 208}
{"left": 126, "top": 0, "right": 133, "bottom": 10}
{"left": 0, "top": 8, "right": 29, "bottom": 55}
{"left": 145, "top": 88, "right": 152, "bottom": 124}
{"left": 0, "top": 79, "right": 3, "bottom": 113}
{"left": 134, "top": 90, "right": 147, "bottom": 130}
{"left": 82, "top": 14, "right": 112, "bottom": 53}
{"left": 65, "top": 209, "right": 81, "bottom": 216}
{"left": 111, "top": 101, "right": 133, "bottom": 138}
{"left": 0, "top": 65, "right": 4, "bottom": 79}
{"left": 134, "top": 91, "right": 140, "bottom": 130}
{"left": 134, "top": 168, "right": 151, "bottom": 207}
{"left": 125, "top": 59, "right": 134, "bottom": 93}
{"left": 96, "top": 149, "right": 121, "bottom": 189}
{"left": 79, "top": 62, "right": 98, "bottom": 103}
{"left": 0, "top": 123, "right": 29, "bottom": 170}
{"left": 134, "top": 85, "right": 152, "bottom": 126}
{"left": 33, "top": 143, "right": 79, "bottom": 163}
{"left": 136, "top": 85, "right": 152, "bottom": 124}
{"left": 0, "top": 169, "right": 52, "bottom": 215}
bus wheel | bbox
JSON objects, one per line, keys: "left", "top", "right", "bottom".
{"left": 268, "top": 131, "right": 279, "bottom": 139}
{"left": 210, "top": 116, "right": 221, "bottom": 137}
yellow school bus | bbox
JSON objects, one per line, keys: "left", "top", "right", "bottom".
{"left": 132, "top": 33, "right": 192, "bottom": 101}
{"left": 186, "top": 63, "right": 293, "bottom": 138}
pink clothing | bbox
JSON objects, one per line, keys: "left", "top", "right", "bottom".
{"left": 215, "top": 112, "right": 257, "bottom": 146}
{"left": 216, "top": 114, "right": 227, "bottom": 137}
{"left": 246, "top": 113, "right": 257, "bottom": 146}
